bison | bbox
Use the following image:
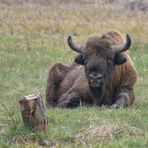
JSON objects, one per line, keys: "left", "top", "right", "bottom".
{"left": 46, "top": 31, "right": 137, "bottom": 108}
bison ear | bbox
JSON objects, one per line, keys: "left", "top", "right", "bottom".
{"left": 75, "top": 54, "right": 84, "bottom": 65}
{"left": 115, "top": 53, "right": 127, "bottom": 65}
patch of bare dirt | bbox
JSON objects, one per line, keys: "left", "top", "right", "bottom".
{"left": 125, "top": 0, "right": 148, "bottom": 11}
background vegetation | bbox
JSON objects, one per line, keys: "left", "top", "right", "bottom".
{"left": 0, "top": 0, "right": 148, "bottom": 147}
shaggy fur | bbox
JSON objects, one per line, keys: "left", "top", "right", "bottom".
{"left": 46, "top": 31, "right": 137, "bottom": 108}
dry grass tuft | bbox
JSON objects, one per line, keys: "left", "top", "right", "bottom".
{"left": 7, "top": 134, "right": 34, "bottom": 144}
{"left": 75, "top": 121, "right": 144, "bottom": 143}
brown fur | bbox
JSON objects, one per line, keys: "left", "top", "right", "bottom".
{"left": 46, "top": 31, "right": 137, "bottom": 108}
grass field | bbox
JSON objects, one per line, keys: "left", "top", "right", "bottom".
{"left": 0, "top": 5, "right": 148, "bottom": 148}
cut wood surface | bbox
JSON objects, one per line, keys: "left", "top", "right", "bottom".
{"left": 19, "top": 94, "right": 48, "bottom": 132}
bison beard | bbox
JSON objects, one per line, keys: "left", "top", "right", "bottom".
{"left": 89, "top": 85, "right": 106, "bottom": 106}
{"left": 46, "top": 31, "right": 137, "bottom": 108}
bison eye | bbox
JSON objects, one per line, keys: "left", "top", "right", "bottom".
{"left": 84, "top": 60, "right": 87, "bottom": 65}
{"left": 83, "top": 56, "right": 88, "bottom": 65}
{"left": 107, "top": 57, "right": 113, "bottom": 65}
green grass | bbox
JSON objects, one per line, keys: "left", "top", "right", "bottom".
{"left": 0, "top": 6, "right": 148, "bottom": 147}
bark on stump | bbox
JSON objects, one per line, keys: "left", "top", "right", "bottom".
{"left": 19, "top": 94, "right": 48, "bottom": 132}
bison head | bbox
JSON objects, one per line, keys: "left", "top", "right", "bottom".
{"left": 67, "top": 31, "right": 131, "bottom": 105}
{"left": 68, "top": 32, "right": 131, "bottom": 102}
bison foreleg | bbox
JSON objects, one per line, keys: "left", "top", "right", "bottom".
{"left": 57, "top": 92, "right": 80, "bottom": 108}
{"left": 111, "top": 90, "right": 135, "bottom": 108}
{"left": 46, "top": 63, "right": 69, "bottom": 107}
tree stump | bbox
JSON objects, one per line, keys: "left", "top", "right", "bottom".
{"left": 19, "top": 94, "right": 48, "bottom": 132}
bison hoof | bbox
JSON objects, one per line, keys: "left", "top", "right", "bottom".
{"left": 111, "top": 104, "right": 120, "bottom": 109}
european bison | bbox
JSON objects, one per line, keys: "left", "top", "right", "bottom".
{"left": 46, "top": 31, "right": 137, "bottom": 108}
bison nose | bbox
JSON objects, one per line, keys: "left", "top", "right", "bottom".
{"left": 89, "top": 73, "right": 103, "bottom": 80}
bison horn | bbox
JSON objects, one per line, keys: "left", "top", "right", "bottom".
{"left": 67, "top": 36, "right": 82, "bottom": 53}
{"left": 112, "top": 33, "right": 131, "bottom": 53}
